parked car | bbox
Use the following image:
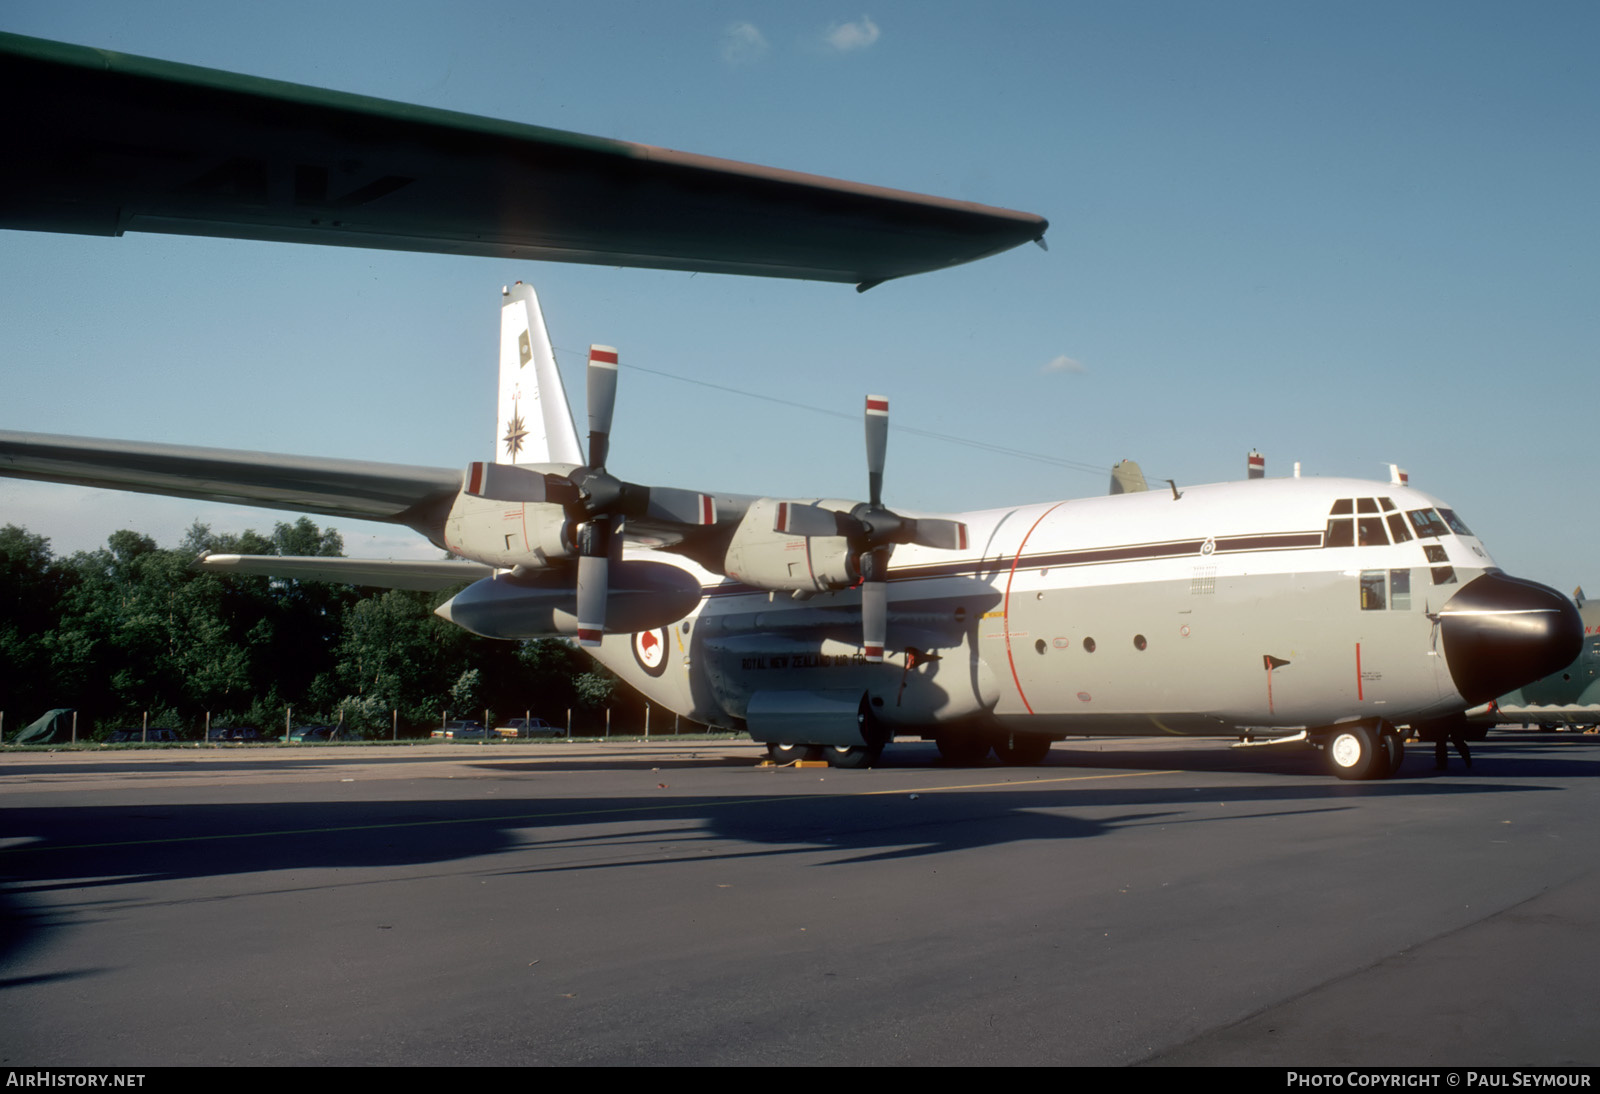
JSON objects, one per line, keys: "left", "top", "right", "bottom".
{"left": 287, "top": 724, "right": 336, "bottom": 742}
{"left": 207, "top": 726, "right": 261, "bottom": 742}
{"left": 109, "top": 727, "right": 181, "bottom": 743}
{"left": 430, "top": 721, "right": 487, "bottom": 739}
{"left": 496, "top": 718, "right": 561, "bottom": 739}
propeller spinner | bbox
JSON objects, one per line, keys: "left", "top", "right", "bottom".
{"left": 775, "top": 395, "right": 969, "bottom": 662}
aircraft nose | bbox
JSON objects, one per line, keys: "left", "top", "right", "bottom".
{"left": 1438, "top": 572, "right": 1583, "bottom": 704}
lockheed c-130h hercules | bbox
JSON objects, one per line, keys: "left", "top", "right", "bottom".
{"left": 0, "top": 284, "right": 1581, "bottom": 778}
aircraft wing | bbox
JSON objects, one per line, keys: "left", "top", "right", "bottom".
{"left": 194, "top": 553, "right": 493, "bottom": 591}
{"left": 0, "top": 430, "right": 463, "bottom": 542}
{"left": 0, "top": 32, "right": 1048, "bottom": 288}
{"left": 0, "top": 429, "right": 758, "bottom": 561}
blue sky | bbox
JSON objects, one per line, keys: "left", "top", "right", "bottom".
{"left": 3, "top": 2, "right": 1596, "bottom": 592}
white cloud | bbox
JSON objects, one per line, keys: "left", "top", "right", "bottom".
{"left": 825, "top": 16, "right": 880, "bottom": 52}
{"left": 1041, "top": 354, "right": 1087, "bottom": 375}
{"left": 721, "top": 22, "right": 769, "bottom": 66}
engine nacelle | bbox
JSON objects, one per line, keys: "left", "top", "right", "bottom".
{"left": 723, "top": 498, "right": 857, "bottom": 593}
{"left": 443, "top": 491, "right": 573, "bottom": 569}
{"left": 436, "top": 560, "right": 702, "bottom": 640}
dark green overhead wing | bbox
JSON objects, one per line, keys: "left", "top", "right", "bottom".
{"left": 0, "top": 32, "right": 1048, "bottom": 288}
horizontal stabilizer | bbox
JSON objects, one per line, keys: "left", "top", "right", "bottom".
{"left": 195, "top": 553, "right": 493, "bottom": 591}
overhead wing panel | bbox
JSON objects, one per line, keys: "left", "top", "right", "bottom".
{"left": 0, "top": 33, "right": 1048, "bottom": 287}
{"left": 0, "top": 430, "right": 462, "bottom": 541}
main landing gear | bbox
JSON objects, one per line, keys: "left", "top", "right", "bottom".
{"left": 1318, "top": 720, "right": 1405, "bottom": 780}
{"left": 765, "top": 742, "right": 884, "bottom": 768}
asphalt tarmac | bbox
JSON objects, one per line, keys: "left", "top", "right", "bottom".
{"left": 2, "top": 732, "right": 1597, "bottom": 1067}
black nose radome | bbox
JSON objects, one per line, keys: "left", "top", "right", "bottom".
{"left": 1439, "top": 573, "right": 1583, "bottom": 704}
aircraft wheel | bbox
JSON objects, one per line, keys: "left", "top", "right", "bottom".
{"left": 1325, "top": 723, "right": 1384, "bottom": 780}
{"left": 934, "top": 731, "right": 991, "bottom": 766}
{"left": 825, "top": 744, "right": 883, "bottom": 769}
{"left": 1382, "top": 733, "right": 1405, "bottom": 777}
{"left": 767, "top": 742, "right": 820, "bottom": 763}
{"left": 992, "top": 733, "right": 1053, "bottom": 766}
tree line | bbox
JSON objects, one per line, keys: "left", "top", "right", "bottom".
{"left": 0, "top": 519, "right": 644, "bottom": 740}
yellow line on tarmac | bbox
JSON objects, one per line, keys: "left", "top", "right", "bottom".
{"left": 1, "top": 767, "right": 1182, "bottom": 856}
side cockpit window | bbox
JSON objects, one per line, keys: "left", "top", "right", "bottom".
{"left": 1437, "top": 508, "right": 1474, "bottom": 536}
{"left": 1423, "top": 543, "right": 1456, "bottom": 585}
{"left": 1407, "top": 508, "right": 1449, "bottom": 539}
{"left": 1360, "top": 568, "right": 1413, "bottom": 610}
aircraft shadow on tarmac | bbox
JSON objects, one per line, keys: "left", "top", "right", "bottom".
{"left": 3, "top": 737, "right": 1586, "bottom": 980}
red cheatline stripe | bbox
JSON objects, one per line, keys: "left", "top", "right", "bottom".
{"left": 468, "top": 462, "right": 484, "bottom": 494}
{"left": 578, "top": 627, "right": 602, "bottom": 643}
{"left": 957, "top": 525, "right": 969, "bottom": 550}
{"left": 700, "top": 495, "right": 715, "bottom": 524}
{"left": 864, "top": 645, "right": 884, "bottom": 659}
{"left": 589, "top": 348, "right": 618, "bottom": 365}
{"left": 866, "top": 397, "right": 889, "bottom": 414}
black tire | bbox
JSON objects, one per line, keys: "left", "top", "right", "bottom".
{"left": 824, "top": 743, "right": 883, "bottom": 769}
{"left": 934, "top": 731, "right": 992, "bottom": 766}
{"left": 1382, "top": 733, "right": 1405, "bottom": 776}
{"left": 1325, "top": 722, "right": 1384, "bottom": 780}
{"left": 992, "top": 733, "right": 1052, "bottom": 766}
{"left": 767, "top": 742, "right": 820, "bottom": 763}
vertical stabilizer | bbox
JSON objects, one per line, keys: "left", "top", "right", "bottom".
{"left": 497, "top": 283, "right": 583, "bottom": 466}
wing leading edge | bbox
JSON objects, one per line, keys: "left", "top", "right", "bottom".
{"left": 0, "top": 32, "right": 1048, "bottom": 288}
{"left": 0, "top": 430, "right": 463, "bottom": 544}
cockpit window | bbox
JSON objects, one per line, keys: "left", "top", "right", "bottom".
{"left": 1357, "top": 516, "right": 1389, "bottom": 546}
{"left": 1379, "top": 497, "right": 1396, "bottom": 512}
{"left": 1329, "top": 498, "right": 1353, "bottom": 515}
{"left": 1437, "top": 508, "right": 1474, "bottom": 536}
{"left": 1356, "top": 497, "right": 1379, "bottom": 514}
{"left": 1386, "top": 513, "right": 1413, "bottom": 543}
{"left": 1407, "top": 509, "right": 1449, "bottom": 538}
{"left": 1325, "top": 517, "right": 1354, "bottom": 548}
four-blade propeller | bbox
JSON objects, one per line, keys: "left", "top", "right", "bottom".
{"left": 775, "top": 395, "right": 969, "bottom": 662}
{"left": 466, "top": 345, "right": 716, "bottom": 645}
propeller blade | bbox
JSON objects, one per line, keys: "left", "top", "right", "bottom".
{"left": 907, "top": 518, "right": 969, "bottom": 552}
{"left": 644, "top": 487, "right": 716, "bottom": 526}
{"left": 587, "top": 345, "right": 619, "bottom": 471}
{"left": 864, "top": 394, "right": 888, "bottom": 508}
{"left": 575, "top": 548, "right": 609, "bottom": 647}
{"left": 464, "top": 461, "right": 550, "bottom": 503}
{"left": 774, "top": 501, "right": 847, "bottom": 537}
{"left": 861, "top": 577, "right": 887, "bottom": 663}
{"left": 860, "top": 546, "right": 890, "bottom": 662}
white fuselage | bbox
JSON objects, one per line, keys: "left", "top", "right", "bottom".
{"left": 590, "top": 475, "right": 1495, "bottom": 742}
